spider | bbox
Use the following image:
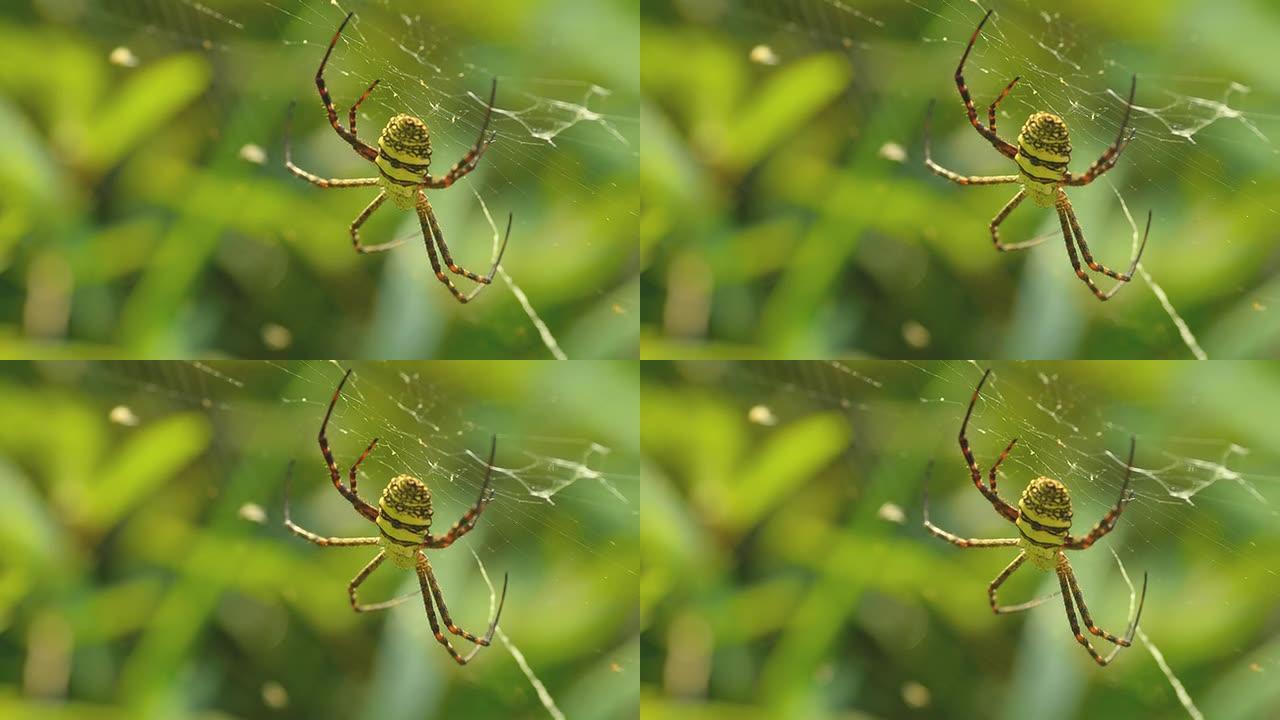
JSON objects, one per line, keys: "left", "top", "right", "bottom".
{"left": 284, "top": 11, "right": 511, "bottom": 304}
{"left": 921, "top": 369, "right": 1148, "bottom": 666}
{"left": 283, "top": 368, "right": 508, "bottom": 665}
{"left": 923, "top": 9, "right": 1152, "bottom": 302}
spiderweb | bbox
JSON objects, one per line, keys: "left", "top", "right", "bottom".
{"left": 87, "top": 0, "right": 638, "bottom": 358}
{"left": 717, "top": 0, "right": 1280, "bottom": 358}
{"left": 89, "top": 360, "right": 639, "bottom": 719}
{"left": 694, "top": 360, "right": 1280, "bottom": 717}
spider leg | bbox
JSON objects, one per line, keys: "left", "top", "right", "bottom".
{"left": 425, "top": 436, "right": 498, "bottom": 549}
{"left": 347, "top": 436, "right": 379, "bottom": 496}
{"left": 1055, "top": 194, "right": 1149, "bottom": 302}
{"left": 318, "top": 369, "right": 379, "bottom": 521}
{"left": 315, "top": 12, "right": 378, "bottom": 162}
{"left": 284, "top": 102, "right": 380, "bottom": 189}
{"left": 989, "top": 190, "right": 1048, "bottom": 252}
{"left": 958, "top": 370, "right": 1020, "bottom": 521}
{"left": 346, "top": 550, "right": 415, "bottom": 613}
{"left": 1057, "top": 556, "right": 1147, "bottom": 665}
{"left": 987, "top": 552, "right": 1061, "bottom": 614}
{"left": 282, "top": 461, "right": 380, "bottom": 547}
{"left": 420, "top": 553, "right": 508, "bottom": 649}
{"left": 349, "top": 192, "right": 404, "bottom": 254}
{"left": 1066, "top": 438, "right": 1138, "bottom": 550}
{"left": 423, "top": 78, "right": 499, "bottom": 190}
{"left": 987, "top": 436, "right": 1019, "bottom": 493}
{"left": 923, "top": 101, "right": 1020, "bottom": 186}
{"left": 921, "top": 462, "right": 1020, "bottom": 548}
{"left": 414, "top": 195, "right": 511, "bottom": 304}
{"left": 954, "top": 9, "right": 1018, "bottom": 159}
{"left": 1065, "top": 76, "right": 1138, "bottom": 187}
{"left": 1062, "top": 194, "right": 1150, "bottom": 281}
{"left": 1063, "top": 562, "right": 1144, "bottom": 647}
{"left": 348, "top": 78, "right": 381, "bottom": 135}
{"left": 987, "top": 75, "right": 1020, "bottom": 134}
{"left": 1054, "top": 201, "right": 1119, "bottom": 302}
{"left": 422, "top": 195, "right": 510, "bottom": 283}
{"left": 415, "top": 554, "right": 503, "bottom": 664}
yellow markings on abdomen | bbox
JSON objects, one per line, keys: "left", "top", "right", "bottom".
{"left": 1016, "top": 476, "right": 1073, "bottom": 570}
{"left": 1015, "top": 111, "right": 1071, "bottom": 207}
{"left": 376, "top": 474, "right": 434, "bottom": 568}
{"left": 375, "top": 114, "right": 433, "bottom": 209}
{"left": 1015, "top": 150, "right": 1067, "bottom": 183}
{"left": 376, "top": 114, "right": 432, "bottom": 181}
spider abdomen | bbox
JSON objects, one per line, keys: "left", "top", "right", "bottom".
{"left": 1015, "top": 112, "right": 1071, "bottom": 207}
{"left": 376, "top": 114, "right": 433, "bottom": 208}
{"left": 1016, "top": 476, "right": 1073, "bottom": 570}
{"left": 376, "top": 474, "right": 434, "bottom": 567}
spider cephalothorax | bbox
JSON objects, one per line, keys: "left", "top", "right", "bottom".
{"left": 283, "top": 369, "right": 508, "bottom": 665}
{"left": 284, "top": 12, "right": 512, "bottom": 303}
{"left": 377, "top": 474, "right": 435, "bottom": 567}
{"left": 923, "top": 369, "right": 1148, "bottom": 666}
{"left": 923, "top": 9, "right": 1152, "bottom": 301}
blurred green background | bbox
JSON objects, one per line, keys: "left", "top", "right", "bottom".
{"left": 641, "top": 360, "right": 1280, "bottom": 719}
{"left": 0, "top": 0, "right": 638, "bottom": 359}
{"left": 641, "top": 0, "right": 1280, "bottom": 359}
{"left": 0, "top": 360, "right": 639, "bottom": 719}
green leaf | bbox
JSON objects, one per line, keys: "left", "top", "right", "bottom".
{"left": 79, "top": 53, "right": 212, "bottom": 173}
{"left": 721, "top": 411, "right": 851, "bottom": 530}
{"left": 719, "top": 53, "right": 852, "bottom": 172}
{"left": 79, "top": 412, "right": 212, "bottom": 529}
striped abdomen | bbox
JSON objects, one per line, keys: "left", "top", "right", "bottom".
{"left": 376, "top": 474, "right": 434, "bottom": 568}
{"left": 376, "top": 114, "right": 433, "bottom": 209}
{"left": 1016, "top": 476, "right": 1073, "bottom": 570}
{"left": 1015, "top": 112, "right": 1071, "bottom": 207}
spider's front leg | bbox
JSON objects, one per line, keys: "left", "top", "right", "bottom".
{"left": 346, "top": 551, "right": 416, "bottom": 613}
{"left": 987, "top": 552, "right": 1059, "bottom": 614}
{"left": 415, "top": 196, "right": 511, "bottom": 304}
{"left": 348, "top": 192, "right": 404, "bottom": 254}
{"left": 1056, "top": 558, "right": 1148, "bottom": 666}
{"left": 1054, "top": 197, "right": 1150, "bottom": 302}
{"left": 414, "top": 555, "right": 507, "bottom": 665}
{"left": 988, "top": 190, "right": 1048, "bottom": 252}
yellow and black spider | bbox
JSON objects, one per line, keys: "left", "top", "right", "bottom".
{"left": 924, "top": 9, "right": 1151, "bottom": 302}
{"left": 922, "top": 369, "right": 1148, "bottom": 666}
{"left": 283, "top": 369, "right": 508, "bottom": 665}
{"left": 284, "top": 12, "right": 511, "bottom": 304}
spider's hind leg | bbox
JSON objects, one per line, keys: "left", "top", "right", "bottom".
{"left": 987, "top": 75, "right": 1021, "bottom": 134}
{"left": 922, "top": 101, "right": 1020, "bottom": 187}
{"left": 283, "top": 102, "right": 381, "bottom": 190}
